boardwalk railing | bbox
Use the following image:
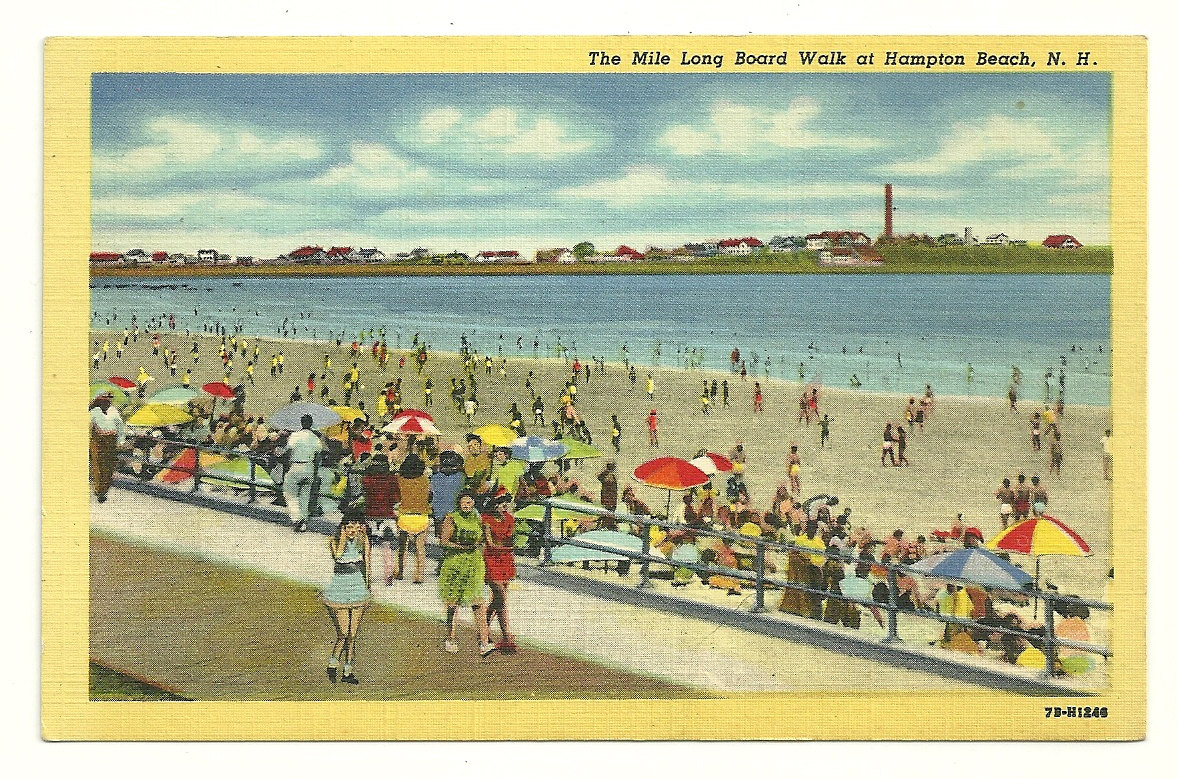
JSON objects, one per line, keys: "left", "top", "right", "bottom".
{"left": 530, "top": 497, "right": 1110, "bottom": 680}
{"left": 109, "top": 442, "right": 1110, "bottom": 682}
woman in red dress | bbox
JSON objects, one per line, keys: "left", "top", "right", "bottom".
{"left": 482, "top": 487, "right": 518, "bottom": 653}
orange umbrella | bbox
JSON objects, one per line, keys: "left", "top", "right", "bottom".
{"left": 634, "top": 456, "right": 710, "bottom": 519}
{"left": 633, "top": 456, "right": 710, "bottom": 490}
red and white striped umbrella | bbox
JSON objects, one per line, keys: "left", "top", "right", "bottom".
{"left": 390, "top": 408, "right": 435, "bottom": 424}
{"left": 382, "top": 414, "right": 441, "bottom": 436}
{"left": 689, "top": 451, "right": 734, "bottom": 475}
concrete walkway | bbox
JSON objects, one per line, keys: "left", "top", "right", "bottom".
{"left": 90, "top": 488, "right": 972, "bottom": 694}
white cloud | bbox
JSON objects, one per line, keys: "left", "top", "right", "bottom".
{"left": 307, "top": 143, "right": 435, "bottom": 192}
{"left": 557, "top": 166, "right": 956, "bottom": 205}
{"left": 93, "top": 116, "right": 322, "bottom": 178}
{"left": 659, "top": 98, "right": 882, "bottom": 155}
{"left": 408, "top": 106, "right": 593, "bottom": 157}
{"left": 92, "top": 192, "right": 278, "bottom": 219}
{"left": 879, "top": 114, "right": 1104, "bottom": 179}
{"left": 418, "top": 107, "right": 463, "bottom": 139}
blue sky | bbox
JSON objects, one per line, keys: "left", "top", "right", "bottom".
{"left": 91, "top": 72, "right": 1110, "bottom": 256}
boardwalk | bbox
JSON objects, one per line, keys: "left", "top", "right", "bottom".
{"left": 90, "top": 489, "right": 974, "bottom": 697}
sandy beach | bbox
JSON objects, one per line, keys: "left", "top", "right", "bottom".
{"left": 90, "top": 327, "right": 1111, "bottom": 601}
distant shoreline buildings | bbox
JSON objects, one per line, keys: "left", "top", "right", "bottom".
{"left": 90, "top": 186, "right": 1087, "bottom": 268}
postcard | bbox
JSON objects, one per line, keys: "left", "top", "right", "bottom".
{"left": 43, "top": 34, "right": 1146, "bottom": 740}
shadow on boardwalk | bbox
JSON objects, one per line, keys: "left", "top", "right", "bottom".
{"left": 90, "top": 534, "right": 703, "bottom": 701}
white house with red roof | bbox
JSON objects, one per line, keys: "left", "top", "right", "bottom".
{"left": 287, "top": 245, "right": 327, "bottom": 263}
{"left": 806, "top": 231, "right": 871, "bottom": 250}
{"left": 615, "top": 245, "right": 645, "bottom": 260}
{"left": 325, "top": 246, "right": 353, "bottom": 263}
{"left": 1042, "top": 234, "right": 1083, "bottom": 249}
{"left": 718, "top": 237, "right": 764, "bottom": 256}
{"left": 89, "top": 251, "right": 124, "bottom": 266}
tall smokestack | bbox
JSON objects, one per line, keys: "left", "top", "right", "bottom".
{"left": 884, "top": 183, "right": 893, "bottom": 240}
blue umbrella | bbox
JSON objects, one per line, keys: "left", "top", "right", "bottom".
{"left": 550, "top": 530, "right": 658, "bottom": 563}
{"left": 909, "top": 547, "right": 1032, "bottom": 590}
{"left": 148, "top": 386, "right": 200, "bottom": 406}
{"left": 269, "top": 401, "right": 342, "bottom": 431}
{"left": 509, "top": 435, "right": 569, "bottom": 463}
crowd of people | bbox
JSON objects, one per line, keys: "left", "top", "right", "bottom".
{"left": 90, "top": 317, "right": 1102, "bottom": 683}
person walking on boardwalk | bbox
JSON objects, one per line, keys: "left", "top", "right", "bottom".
{"left": 284, "top": 414, "right": 324, "bottom": 532}
{"left": 89, "top": 392, "right": 126, "bottom": 503}
{"left": 323, "top": 504, "right": 372, "bottom": 684}
{"left": 482, "top": 487, "right": 518, "bottom": 653}
{"left": 439, "top": 491, "right": 495, "bottom": 657}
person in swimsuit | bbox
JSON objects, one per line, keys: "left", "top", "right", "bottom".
{"left": 322, "top": 505, "right": 372, "bottom": 684}
{"left": 788, "top": 445, "right": 802, "bottom": 493}
{"left": 995, "top": 478, "right": 1015, "bottom": 529}
{"left": 482, "top": 487, "right": 518, "bottom": 653}
{"left": 881, "top": 422, "right": 896, "bottom": 466}
{"left": 1013, "top": 474, "right": 1031, "bottom": 521}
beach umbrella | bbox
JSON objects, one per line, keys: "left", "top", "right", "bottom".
{"left": 689, "top": 451, "right": 734, "bottom": 475}
{"left": 908, "top": 547, "right": 1033, "bottom": 590}
{"left": 509, "top": 435, "right": 569, "bottom": 463}
{"left": 155, "top": 447, "right": 227, "bottom": 484}
{"left": 550, "top": 530, "right": 664, "bottom": 564}
{"left": 126, "top": 403, "right": 193, "bottom": 427}
{"left": 331, "top": 406, "right": 368, "bottom": 423}
{"left": 203, "top": 457, "right": 276, "bottom": 489}
{"left": 202, "top": 381, "right": 236, "bottom": 399}
{"left": 108, "top": 376, "right": 136, "bottom": 390}
{"left": 90, "top": 382, "right": 128, "bottom": 406}
{"left": 634, "top": 457, "right": 711, "bottom": 491}
{"left": 473, "top": 423, "right": 518, "bottom": 447}
{"left": 557, "top": 440, "right": 603, "bottom": 460}
{"left": 148, "top": 386, "right": 199, "bottom": 406}
{"left": 986, "top": 514, "right": 1091, "bottom": 616}
{"left": 382, "top": 415, "right": 441, "bottom": 436}
{"left": 392, "top": 408, "right": 434, "bottom": 424}
{"left": 269, "top": 401, "right": 342, "bottom": 431}
{"left": 514, "top": 496, "right": 599, "bottom": 523}
{"left": 633, "top": 456, "right": 711, "bottom": 521}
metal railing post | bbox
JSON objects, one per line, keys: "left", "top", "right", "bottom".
{"left": 751, "top": 539, "right": 767, "bottom": 613}
{"left": 191, "top": 447, "right": 202, "bottom": 492}
{"left": 638, "top": 518, "right": 653, "bottom": 588}
{"left": 884, "top": 567, "right": 900, "bottom": 642}
{"left": 538, "top": 503, "right": 554, "bottom": 566}
{"left": 1043, "top": 593, "right": 1057, "bottom": 679}
{"left": 247, "top": 457, "right": 257, "bottom": 503}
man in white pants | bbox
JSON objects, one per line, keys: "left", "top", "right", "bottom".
{"left": 284, "top": 414, "right": 324, "bottom": 532}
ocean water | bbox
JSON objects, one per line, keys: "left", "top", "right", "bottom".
{"left": 90, "top": 273, "right": 1111, "bottom": 405}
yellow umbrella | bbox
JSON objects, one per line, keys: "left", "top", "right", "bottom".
{"left": 330, "top": 406, "right": 368, "bottom": 423}
{"left": 473, "top": 423, "right": 518, "bottom": 447}
{"left": 126, "top": 403, "right": 193, "bottom": 427}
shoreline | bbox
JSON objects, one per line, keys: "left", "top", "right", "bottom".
{"left": 91, "top": 328, "right": 1108, "bottom": 411}
{"left": 90, "top": 259, "right": 1114, "bottom": 279}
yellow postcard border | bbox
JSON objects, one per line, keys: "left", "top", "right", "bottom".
{"left": 43, "top": 35, "right": 1147, "bottom": 740}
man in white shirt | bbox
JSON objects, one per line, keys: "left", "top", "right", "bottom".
{"left": 89, "top": 393, "right": 126, "bottom": 503}
{"left": 284, "top": 414, "right": 324, "bottom": 531}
